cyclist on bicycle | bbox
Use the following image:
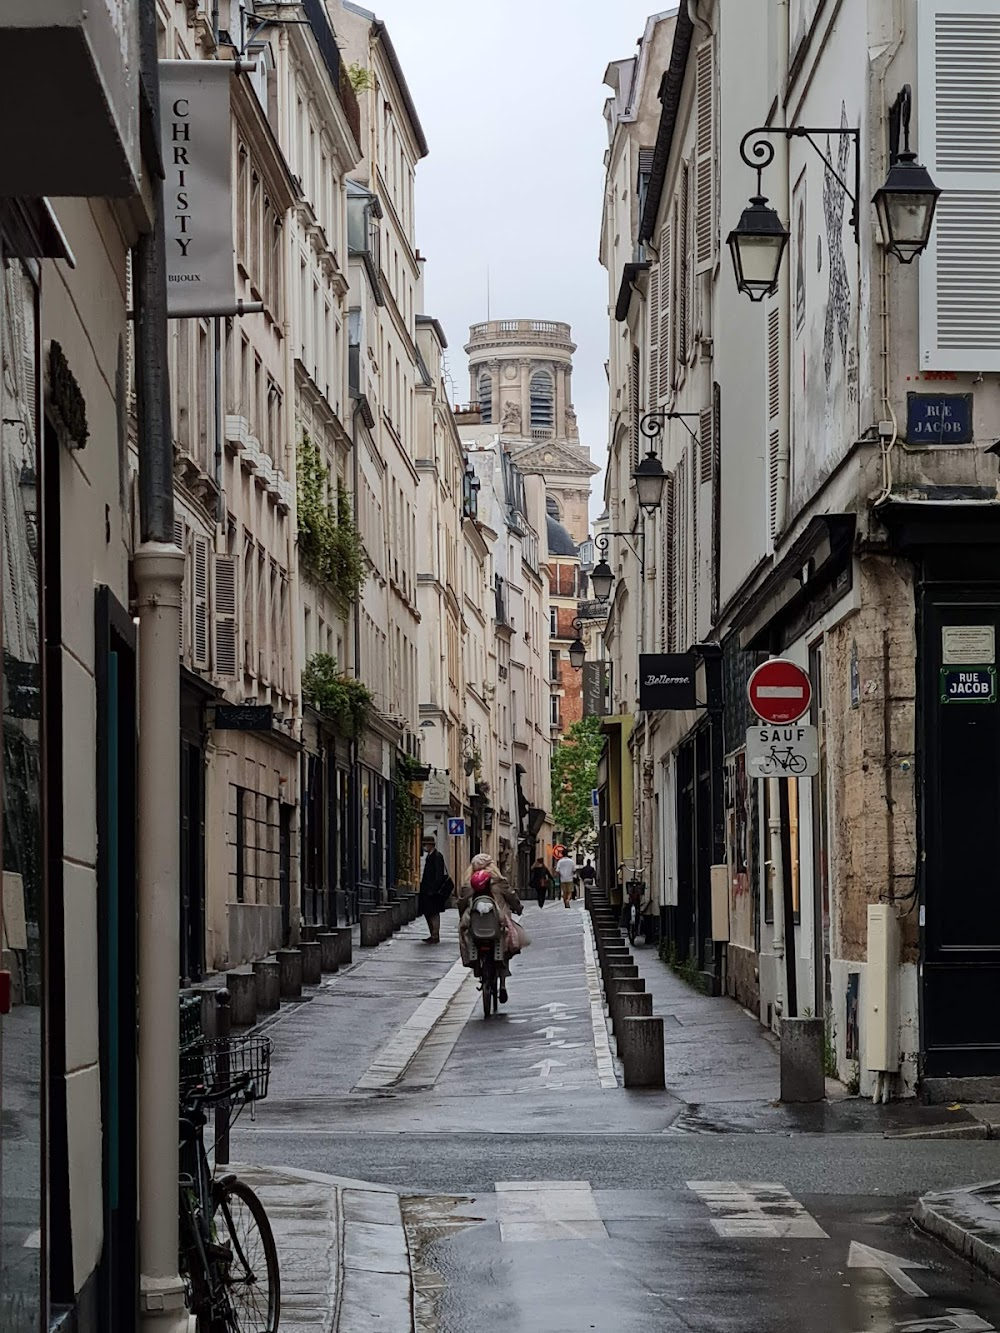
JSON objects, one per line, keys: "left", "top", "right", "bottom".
{"left": 457, "top": 852, "right": 523, "bottom": 1003}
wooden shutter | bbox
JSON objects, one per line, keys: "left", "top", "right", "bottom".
{"left": 191, "top": 534, "right": 210, "bottom": 670}
{"left": 660, "top": 473, "right": 674, "bottom": 652}
{"left": 666, "top": 471, "right": 677, "bottom": 652}
{"left": 678, "top": 163, "right": 690, "bottom": 365}
{"left": 690, "top": 442, "right": 698, "bottom": 633}
{"left": 670, "top": 201, "right": 681, "bottom": 389}
{"left": 173, "top": 518, "right": 187, "bottom": 658}
{"left": 630, "top": 347, "right": 641, "bottom": 468}
{"left": 648, "top": 266, "right": 660, "bottom": 408}
{"left": 919, "top": 0, "right": 1000, "bottom": 370}
{"left": 659, "top": 221, "right": 672, "bottom": 399}
{"left": 213, "top": 553, "right": 239, "bottom": 678}
{"left": 695, "top": 40, "right": 716, "bottom": 272}
{"left": 766, "top": 306, "right": 782, "bottom": 541}
{"left": 699, "top": 404, "right": 714, "bottom": 483}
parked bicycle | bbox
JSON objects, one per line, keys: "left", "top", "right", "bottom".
{"left": 179, "top": 1028, "right": 281, "bottom": 1332}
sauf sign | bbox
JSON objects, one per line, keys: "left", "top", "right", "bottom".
{"left": 159, "top": 61, "right": 237, "bottom": 317}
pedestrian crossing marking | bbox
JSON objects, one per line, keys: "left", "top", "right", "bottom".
{"left": 687, "top": 1180, "right": 828, "bottom": 1238}
{"left": 496, "top": 1180, "right": 609, "bottom": 1243}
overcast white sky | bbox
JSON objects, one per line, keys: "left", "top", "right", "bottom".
{"left": 371, "top": 1, "right": 670, "bottom": 518}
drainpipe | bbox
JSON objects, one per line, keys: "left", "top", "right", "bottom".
{"left": 774, "top": 0, "right": 791, "bottom": 537}
{"left": 767, "top": 777, "right": 785, "bottom": 1023}
{"left": 135, "top": 4, "right": 187, "bottom": 1330}
{"left": 349, "top": 393, "right": 373, "bottom": 917}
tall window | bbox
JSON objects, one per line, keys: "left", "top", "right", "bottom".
{"left": 478, "top": 371, "right": 492, "bottom": 423}
{"left": 530, "top": 370, "right": 554, "bottom": 428}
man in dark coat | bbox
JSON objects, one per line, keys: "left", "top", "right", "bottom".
{"left": 418, "top": 834, "right": 448, "bottom": 944}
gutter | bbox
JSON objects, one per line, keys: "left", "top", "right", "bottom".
{"left": 639, "top": 4, "right": 695, "bottom": 244}
{"left": 371, "top": 20, "right": 430, "bottom": 159}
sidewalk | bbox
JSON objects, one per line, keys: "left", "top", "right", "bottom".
{"left": 233, "top": 1163, "right": 414, "bottom": 1333}
{"left": 916, "top": 1179, "right": 1000, "bottom": 1282}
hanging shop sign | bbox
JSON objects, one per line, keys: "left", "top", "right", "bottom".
{"left": 214, "top": 704, "right": 273, "bottom": 731}
{"left": 940, "top": 668, "right": 996, "bottom": 704}
{"left": 905, "top": 393, "right": 973, "bottom": 445}
{"left": 639, "top": 654, "right": 697, "bottom": 711}
{"left": 159, "top": 60, "right": 237, "bottom": 317}
{"left": 582, "top": 661, "right": 610, "bottom": 717}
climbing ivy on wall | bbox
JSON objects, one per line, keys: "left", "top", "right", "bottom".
{"left": 296, "top": 434, "right": 366, "bottom": 601}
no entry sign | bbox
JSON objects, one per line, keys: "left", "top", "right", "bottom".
{"left": 747, "top": 658, "right": 812, "bottom": 725}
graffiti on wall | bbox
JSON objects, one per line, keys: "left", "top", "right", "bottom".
{"left": 823, "top": 105, "right": 852, "bottom": 383}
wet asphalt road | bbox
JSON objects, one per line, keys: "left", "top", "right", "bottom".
{"left": 231, "top": 902, "right": 1000, "bottom": 1331}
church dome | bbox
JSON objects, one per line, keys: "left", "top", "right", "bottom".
{"left": 546, "top": 513, "right": 578, "bottom": 558}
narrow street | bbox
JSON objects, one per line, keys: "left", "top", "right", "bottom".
{"left": 231, "top": 904, "right": 1000, "bottom": 1333}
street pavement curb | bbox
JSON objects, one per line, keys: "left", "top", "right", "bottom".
{"left": 914, "top": 1179, "right": 1000, "bottom": 1280}
{"left": 233, "top": 1163, "right": 415, "bottom": 1333}
{"left": 355, "top": 957, "right": 469, "bottom": 1090}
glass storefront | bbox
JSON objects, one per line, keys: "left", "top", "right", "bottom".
{"left": 0, "top": 255, "right": 43, "bottom": 1328}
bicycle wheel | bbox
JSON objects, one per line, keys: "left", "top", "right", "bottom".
{"left": 482, "top": 959, "right": 494, "bottom": 1018}
{"left": 213, "top": 1177, "right": 280, "bottom": 1333}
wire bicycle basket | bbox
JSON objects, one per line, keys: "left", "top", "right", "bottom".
{"left": 180, "top": 1033, "right": 273, "bottom": 1104}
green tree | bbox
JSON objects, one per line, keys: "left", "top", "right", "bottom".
{"left": 551, "top": 715, "right": 604, "bottom": 853}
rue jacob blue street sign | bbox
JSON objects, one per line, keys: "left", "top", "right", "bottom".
{"left": 447, "top": 817, "right": 466, "bottom": 837}
{"left": 906, "top": 393, "right": 973, "bottom": 445}
{"left": 940, "top": 667, "right": 996, "bottom": 703}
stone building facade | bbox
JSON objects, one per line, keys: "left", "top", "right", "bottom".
{"left": 600, "top": 0, "right": 1000, "bottom": 1100}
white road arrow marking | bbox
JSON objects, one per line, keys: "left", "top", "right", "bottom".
{"left": 535, "top": 1026, "right": 567, "bottom": 1039}
{"left": 848, "top": 1241, "right": 928, "bottom": 1297}
{"left": 531, "top": 1059, "right": 565, "bottom": 1079}
{"left": 539, "top": 1003, "right": 569, "bottom": 1014}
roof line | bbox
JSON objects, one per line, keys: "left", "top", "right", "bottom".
{"left": 371, "top": 19, "right": 429, "bottom": 159}
{"left": 639, "top": 4, "right": 694, "bottom": 244}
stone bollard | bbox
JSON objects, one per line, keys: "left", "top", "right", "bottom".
{"left": 780, "top": 1017, "right": 826, "bottom": 1103}
{"left": 300, "top": 940, "right": 322, "bottom": 986}
{"left": 391, "top": 899, "right": 405, "bottom": 931}
{"left": 336, "top": 928, "right": 353, "bottom": 967}
{"left": 379, "top": 907, "right": 395, "bottom": 941}
{"left": 276, "top": 948, "right": 303, "bottom": 999}
{"left": 226, "top": 969, "right": 258, "bottom": 1027}
{"left": 252, "top": 959, "right": 280, "bottom": 1012}
{"left": 609, "top": 978, "right": 646, "bottom": 1033}
{"left": 408, "top": 893, "right": 420, "bottom": 922}
{"left": 360, "top": 913, "right": 381, "bottom": 948}
{"left": 617, "top": 990, "right": 653, "bottom": 1026}
{"left": 300, "top": 924, "right": 319, "bottom": 943}
{"left": 621, "top": 1016, "right": 665, "bottom": 1089}
{"left": 318, "top": 932, "right": 341, "bottom": 973}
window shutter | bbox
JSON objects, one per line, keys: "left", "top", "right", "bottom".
{"left": 699, "top": 404, "right": 714, "bottom": 482}
{"left": 666, "top": 470, "right": 678, "bottom": 652}
{"left": 695, "top": 40, "right": 716, "bottom": 272}
{"left": 659, "top": 221, "right": 672, "bottom": 399}
{"left": 919, "top": 0, "right": 1000, "bottom": 370}
{"left": 648, "top": 266, "right": 660, "bottom": 408}
{"left": 675, "top": 454, "right": 687, "bottom": 650}
{"left": 766, "top": 306, "right": 782, "bottom": 541}
{"left": 213, "top": 554, "right": 238, "bottom": 679}
{"left": 670, "top": 201, "right": 681, "bottom": 389}
{"left": 689, "top": 442, "right": 698, "bottom": 632}
{"left": 660, "top": 473, "right": 674, "bottom": 651}
{"left": 630, "top": 347, "right": 641, "bottom": 468}
{"left": 192, "top": 534, "right": 210, "bottom": 670}
{"left": 173, "top": 518, "right": 187, "bottom": 658}
{"left": 678, "top": 163, "right": 690, "bottom": 365}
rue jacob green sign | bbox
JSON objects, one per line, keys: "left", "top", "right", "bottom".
{"left": 940, "top": 667, "right": 996, "bottom": 704}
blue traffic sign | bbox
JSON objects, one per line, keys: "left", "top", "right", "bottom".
{"left": 447, "top": 817, "right": 466, "bottom": 837}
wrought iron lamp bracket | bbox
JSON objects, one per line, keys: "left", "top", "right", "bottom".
{"left": 595, "top": 529, "right": 645, "bottom": 572}
{"left": 639, "top": 410, "right": 700, "bottom": 446}
{"left": 739, "top": 123, "right": 861, "bottom": 245}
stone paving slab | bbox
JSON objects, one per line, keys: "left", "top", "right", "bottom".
{"left": 915, "top": 1179, "right": 1000, "bottom": 1280}
{"left": 231, "top": 1164, "right": 414, "bottom": 1332}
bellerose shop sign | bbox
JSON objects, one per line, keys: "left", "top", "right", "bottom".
{"left": 159, "top": 61, "right": 237, "bottom": 317}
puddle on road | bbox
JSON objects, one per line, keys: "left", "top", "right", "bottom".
{"left": 402, "top": 1194, "right": 484, "bottom": 1333}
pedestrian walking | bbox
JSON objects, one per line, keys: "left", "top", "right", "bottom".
{"left": 556, "top": 851, "right": 577, "bottom": 908}
{"left": 529, "top": 856, "right": 554, "bottom": 908}
{"left": 578, "top": 859, "right": 597, "bottom": 895}
{"left": 418, "top": 835, "right": 450, "bottom": 943}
